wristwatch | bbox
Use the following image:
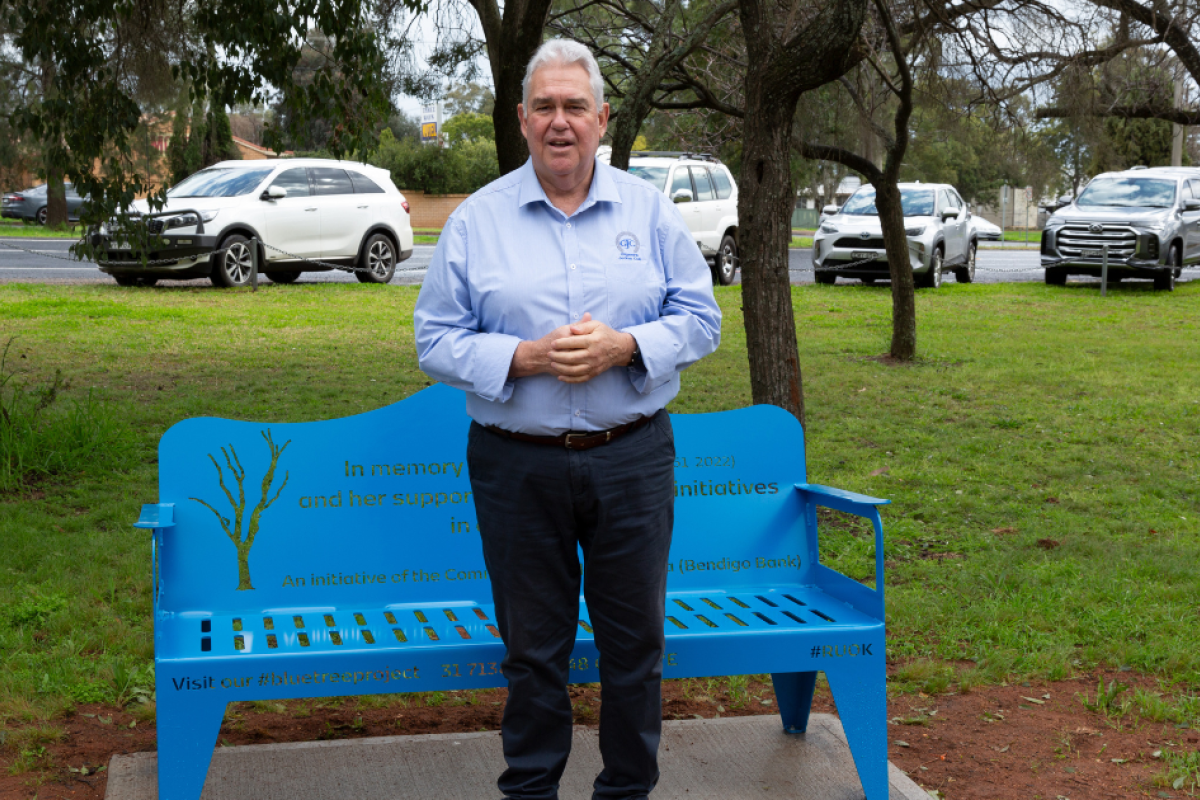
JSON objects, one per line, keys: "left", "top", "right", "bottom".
{"left": 629, "top": 338, "right": 644, "bottom": 369}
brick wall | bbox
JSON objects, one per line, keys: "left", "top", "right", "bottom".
{"left": 399, "top": 190, "right": 470, "bottom": 230}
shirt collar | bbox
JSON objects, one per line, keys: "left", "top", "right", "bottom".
{"left": 516, "top": 157, "right": 623, "bottom": 213}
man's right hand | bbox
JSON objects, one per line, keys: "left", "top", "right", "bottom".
{"left": 508, "top": 324, "right": 576, "bottom": 378}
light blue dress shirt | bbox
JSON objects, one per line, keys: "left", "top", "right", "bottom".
{"left": 413, "top": 157, "right": 722, "bottom": 435}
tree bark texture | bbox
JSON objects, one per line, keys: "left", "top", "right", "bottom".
{"left": 472, "top": 0, "right": 555, "bottom": 175}
{"left": 737, "top": 0, "right": 867, "bottom": 424}
{"left": 872, "top": 181, "right": 916, "bottom": 359}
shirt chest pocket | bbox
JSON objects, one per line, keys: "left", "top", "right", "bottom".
{"left": 602, "top": 245, "right": 668, "bottom": 329}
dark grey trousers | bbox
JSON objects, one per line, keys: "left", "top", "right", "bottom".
{"left": 466, "top": 411, "right": 676, "bottom": 800}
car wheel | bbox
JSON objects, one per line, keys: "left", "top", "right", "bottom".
{"left": 267, "top": 270, "right": 302, "bottom": 284}
{"left": 356, "top": 234, "right": 397, "bottom": 284}
{"left": 814, "top": 269, "right": 837, "bottom": 285}
{"left": 1044, "top": 267, "right": 1067, "bottom": 286}
{"left": 919, "top": 248, "right": 943, "bottom": 288}
{"left": 211, "top": 234, "right": 255, "bottom": 288}
{"left": 714, "top": 235, "right": 738, "bottom": 286}
{"left": 1155, "top": 245, "right": 1179, "bottom": 291}
{"left": 861, "top": 278, "right": 877, "bottom": 286}
{"left": 954, "top": 242, "right": 977, "bottom": 283}
{"left": 35, "top": 206, "right": 47, "bottom": 225}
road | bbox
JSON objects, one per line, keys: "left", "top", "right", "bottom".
{"left": 0, "top": 238, "right": 1189, "bottom": 287}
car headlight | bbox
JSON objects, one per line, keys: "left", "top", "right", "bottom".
{"left": 1044, "top": 217, "right": 1065, "bottom": 228}
{"left": 164, "top": 209, "right": 219, "bottom": 230}
{"left": 1136, "top": 222, "right": 1166, "bottom": 232}
{"left": 819, "top": 223, "right": 839, "bottom": 234}
{"left": 905, "top": 226, "right": 925, "bottom": 236}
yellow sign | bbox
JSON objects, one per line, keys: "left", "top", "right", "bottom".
{"left": 421, "top": 122, "right": 437, "bottom": 139}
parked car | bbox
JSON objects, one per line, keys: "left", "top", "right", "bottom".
{"left": 972, "top": 217, "right": 1003, "bottom": 241}
{"left": 1040, "top": 166, "right": 1194, "bottom": 290}
{"left": 2, "top": 182, "right": 87, "bottom": 224}
{"left": 599, "top": 149, "right": 740, "bottom": 285}
{"left": 812, "top": 182, "right": 978, "bottom": 287}
{"left": 95, "top": 158, "right": 414, "bottom": 288}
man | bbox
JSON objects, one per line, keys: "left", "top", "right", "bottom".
{"left": 413, "top": 39, "right": 721, "bottom": 800}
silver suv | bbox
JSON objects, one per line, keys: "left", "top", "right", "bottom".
{"left": 813, "top": 182, "right": 976, "bottom": 287}
{"left": 1041, "top": 166, "right": 1195, "bottom": 291}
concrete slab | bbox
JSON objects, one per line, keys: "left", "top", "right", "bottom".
{"left": 106, "top": 714, "right": 930, "bottom": 800}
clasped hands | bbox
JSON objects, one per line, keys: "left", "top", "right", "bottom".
{"left": 509, "top": 313, "right": 637, "bottom": 383}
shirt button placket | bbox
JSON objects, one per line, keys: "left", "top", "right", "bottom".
{"left": 566, "top": 217, "right": 583, "bottom": 427}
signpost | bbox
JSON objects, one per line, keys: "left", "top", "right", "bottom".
{"left": 421, "top": 103, "right": 442, "bottom": 145}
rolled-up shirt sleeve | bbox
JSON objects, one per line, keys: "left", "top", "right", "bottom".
{"left": 621, "top": 208, "right": 722, "bottom": 394}
{"left": 414, "top": 216, "right": 520, "bottom": 403}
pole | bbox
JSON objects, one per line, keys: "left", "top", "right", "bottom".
{"left": 1172, "top": 67, "right": 1184, "bottom": 167}
{"left": 250, "top": 238, "right": 259, "bottom": 292}
{"left": 1101, "top": 244, "right": 1109, "bottom": 297}
{"left": 1000, "top": 186, "right": 1007, "bottom": 243}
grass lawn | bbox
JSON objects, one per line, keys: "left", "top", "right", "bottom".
{"left": 0, "top": 280, "right": 1198, "bottom": 727}
{"left": 0, "top": 223, "right": 82, "bottom": 240}
{"left": 1003, "top": 230, "right": 1042, "bottom": 243}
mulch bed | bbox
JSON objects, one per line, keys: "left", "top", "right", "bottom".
{"left": 0, "top": 670, "right": 1192, "bottom": 799}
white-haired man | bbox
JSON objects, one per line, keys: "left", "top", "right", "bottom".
{"left": 414, "top": 39, "right": 721, "bottom": 800}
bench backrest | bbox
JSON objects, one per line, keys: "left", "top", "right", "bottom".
{"left": 156, "top": 384, "right": 812, "bottom": 615}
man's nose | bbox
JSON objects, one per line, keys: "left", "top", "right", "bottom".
{"left": 550, "top": 106, "right": 570, "bottom": 128}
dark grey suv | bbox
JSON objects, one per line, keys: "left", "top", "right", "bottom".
{"left": 1, "top": 183, "right": 87, "bottom": 224}
{"left": 1041, "top": 167, "right": 1197, "bottom": 291}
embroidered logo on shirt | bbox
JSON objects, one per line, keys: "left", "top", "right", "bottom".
{"left": 616, "top": 231, "right": 642, "bottom": 261}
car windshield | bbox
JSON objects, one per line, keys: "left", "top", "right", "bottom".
{"left": 626, "top": 165, "right": 669, "bottom": 191}
{"left": 168, "top": 168, "right": 275, "bottom": 198}
{"left": 1076, "top": 177, "right": 1176, "bottom": 208}
{"left": 840, "top": 187, "right": 936, "bottom": 217}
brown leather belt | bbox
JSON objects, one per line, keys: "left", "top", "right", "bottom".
{"left": 485, "top": 415, "right": 652, "bottom": 451}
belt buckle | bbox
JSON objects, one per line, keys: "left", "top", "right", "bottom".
{"left": 563, "top": 432, "right": 584, "bottom": 449}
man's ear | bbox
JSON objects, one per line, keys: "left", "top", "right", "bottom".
{"left": 597, "top": 102, "right": 610, "bottom": 138}
{"left": 518, "top": 104, "right": 528, "bottom": 139}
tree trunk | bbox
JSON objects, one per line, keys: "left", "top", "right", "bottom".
{"left": 873, "top": 181, "right": 916, "bottom": 359}
{"left": 735, "top": 0, "right": 867, "bottom": 425}
{"left": 236, "top": 543, "right": 255, "bottom": 591}
{"left": 739, "top": 85, "right": 806, "bottom": 423}
{"left": 45, "top": 164, "right": 68, "bottom": 227}
{"left": 476, "top": 0, "right": 553, "bottom": 175}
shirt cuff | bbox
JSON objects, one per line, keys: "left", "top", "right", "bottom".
{"left": 470, "top": 333, "right": 522, "bottom": 402}
{"left": 621, "top": 323, "right": 677, "bottom": 394}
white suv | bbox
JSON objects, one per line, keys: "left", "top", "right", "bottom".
{"left": 599, "top": 150, "right": 740, "bottom": 285}
{"left": 97, "top": 158, "right": 414, "bottom": 288}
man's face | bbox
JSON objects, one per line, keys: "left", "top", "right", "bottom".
{"left": 519, "top": 63, "right": 609, "bottom": 189}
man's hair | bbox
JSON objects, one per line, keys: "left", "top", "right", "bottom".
{"left": 522, "top": 39, "right": 605, "bottom": 110}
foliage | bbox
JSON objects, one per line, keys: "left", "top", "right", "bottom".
{"left": 369, "top": 128, "right": 499, "bottom": 194}
{"left": 2, "top": 0, "right": 407, "bottom": 239}
{"left": 441, "top": 111, "right": 495, "bottom": 144}
{"left": 443, "top": 82, "right": 495, "bottom": 117}
{"left": 167, "top": 99, "right": 241, "bottom": 185}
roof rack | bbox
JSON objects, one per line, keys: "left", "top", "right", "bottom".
{"left": 629, "top": 150, "right": 722, "bottom": 164}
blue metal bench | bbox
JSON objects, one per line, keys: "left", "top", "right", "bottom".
{"left": 139, "top": 383, "right": 890, "bottom": 800}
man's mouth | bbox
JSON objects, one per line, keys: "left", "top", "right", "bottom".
{"left": 548, "top": 139, "right": 574, "bottom": 151}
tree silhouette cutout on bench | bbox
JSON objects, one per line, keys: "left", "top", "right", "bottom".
{"left": 191, "top": 429, "right": 291, "bottom": 590}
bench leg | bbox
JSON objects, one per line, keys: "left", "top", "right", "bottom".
{"left": 825, "top": 659, "right": 889, "bottom": 800}
{"left": 155, "top": 680, "right": 227, "bottom": 800}
{"left": 770, "top": 671, "right": 818, "bottom": 734}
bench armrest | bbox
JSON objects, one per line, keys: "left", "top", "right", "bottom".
{"left": 134, "top": 504, "right": 173, "bottom": 613}
{"left": 134, "top": 503, "right": 175, "bottom": 530}
{"left": 794, "top": 484, "right": 889, "bottom": 608}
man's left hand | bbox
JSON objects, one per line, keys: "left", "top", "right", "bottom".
{"left": 549, "top": 313, "right": 637, "bottom": 383}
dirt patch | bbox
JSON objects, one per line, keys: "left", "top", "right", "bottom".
{"left": 0, "top": 671, "right": 1192, "bottom": 799}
